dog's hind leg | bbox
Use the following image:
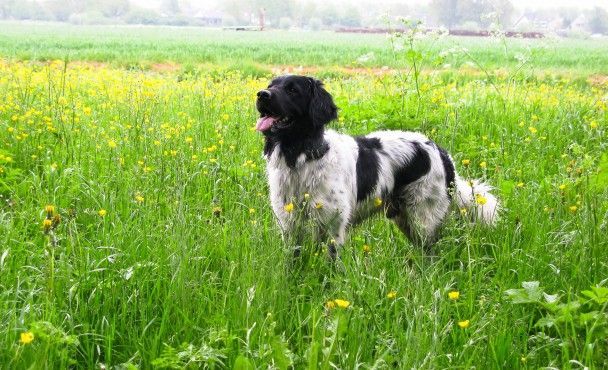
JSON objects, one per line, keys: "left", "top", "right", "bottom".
{"left": 392, "top": 199, "right": 449, "bottom": 251}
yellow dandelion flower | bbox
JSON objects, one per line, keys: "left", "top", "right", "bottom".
{"left": 479, "top": 161, "right": 487, "bottom": 169}
{"left": 185, "top": 137, "right": 193, "bottom": 143}
{"left": 315, "top": 202, "right": 323, "bottom": 209}
{"left": 459, "top": 208, "right": 468, "bottom": 215}
{"left": 108, "top": 140, "right": 117, "bottom": 149}
{"left": 325, "top": 300, "right": 336, "bottom": 309}
{"left": 19, "top": 331, "right": 34, "bottom": 345}
{"left": 589, "top": 121, "right": 598, "bottom": 129}
{"left": 44, "top": 205, "right": 55, "bottom": 213}
{"left": 249, "top": 208, "right": 255, "bottom": 214}
{"left": 222, "top": 114, "right": 230, "bottom": 121}
{"left": 448, "top": 291, "right": 460, "bottom": 300}
{"left": 559, "top": 184, "right": 566, "bottom": 190}
{"left": 517, "top": 182, "right": 524, "bottom": 188}
{"left": 374, "top": 197, "right": 383, "bottom": 207}
{"left": 98, "top": 209, "right": 107, "bottom": 217}
{"left": 528, "top": 126, "right": 537, "bottom": 134}
{"left": 387, "top": 291, "right": 397, "bottom": 299}
{"left": 135, "top": 194, "right": 144, "bottom": 203}
{"left": 475, "top": 194, "right": 487, "bottom": 206}
{"left": 461, "top": 159, "right": 470, "bottom": 166}
{"left": 334, "top": 299, "right": 350, "bottom": 308}
{"left": 458, "top": 320, "right": 470, "bottom": 329}
{"left": 363, "top": 244, "right": 371, "bottom": 253}
{"left": 284, "top": 202, "right": 294, "bottom": 213}
{"left": 569, "top": 205, "right": 577, "bottom": 213}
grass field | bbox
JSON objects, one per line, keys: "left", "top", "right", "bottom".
{"left": 2, "top": 22, "right": 608, "bottom": 74}
{"left": 0, "top": 23, "right": 607, "bottom": 369}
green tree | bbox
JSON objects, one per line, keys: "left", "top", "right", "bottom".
{"left": 0, "top": 0, "right": 16, "bottom": 18}
{"left": 429, "top": 0, "right": 460, "bottom": 28}
{"left": 340, "top": 5, "right": 361, "bottom": 27}
{"left": 98, "top": 0, "right": 130, "bottom": 18}
{"left": 318, "top": 3, "right": 339, "bottom": 26}
{"left": 46, "top": 0, "right": 77, "bottom": 21}
{"left": 161, "top": 0, "right": 180, "bottom": 15}
{"left": 558, "top": 7, "right": 580, "bottom": 29}
{"left": 588, "top": 6, "right": 608, "bottom": 34}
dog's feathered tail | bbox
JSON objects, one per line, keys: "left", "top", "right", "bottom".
{"left": 454, "top": 176, "right": 499, "bottom": 224}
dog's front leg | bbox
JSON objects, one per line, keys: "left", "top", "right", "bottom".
{"left": 315, "top": 209, "right": 348, "bottom": 260}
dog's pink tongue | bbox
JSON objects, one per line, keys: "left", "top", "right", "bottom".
{"left": 256, "top": 116, "right": 276, "bottom": 132}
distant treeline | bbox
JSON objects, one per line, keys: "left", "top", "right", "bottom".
{"left": 0, "top": 0, "right": 607, "bottom": 35}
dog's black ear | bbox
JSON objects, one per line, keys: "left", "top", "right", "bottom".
{"left": 308, "top": 78, "right": 337, "bottom": 128}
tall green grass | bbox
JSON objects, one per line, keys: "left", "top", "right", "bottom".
{"left": 0, "top": 26, "right": 607, "bottom": 369}
{"left": 1, "top": 22, "right": 608, "bottom": 74}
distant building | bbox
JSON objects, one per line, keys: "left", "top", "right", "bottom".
{"left": 194, "top": 10, "right": 223, "bottom": 26}
{"left": 570, "top": 14, "right": 588, "bottom": 32}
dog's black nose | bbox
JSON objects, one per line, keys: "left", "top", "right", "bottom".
{"left": 257, "top": 90, "right": 271, "bottom": 99}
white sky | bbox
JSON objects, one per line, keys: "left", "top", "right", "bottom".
{"left": 136, "top": 0, "right": 608, "bottom": 10}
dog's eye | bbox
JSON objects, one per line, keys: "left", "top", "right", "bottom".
{"left": 287, "top": 87, "right": 298, "bottom": 95}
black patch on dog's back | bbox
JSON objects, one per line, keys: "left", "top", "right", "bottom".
{"left": 355, "top": 137, "right": 382, "bottom": 202}
{"left": 386, "top": 142, "right": 431, "bottom": 218}
{"left": 437, "top": 145, "right": 456, "bottom": 196}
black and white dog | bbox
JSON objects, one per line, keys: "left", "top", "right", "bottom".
{"left": 256, "top": 75, "right": 498, "bottom": 257}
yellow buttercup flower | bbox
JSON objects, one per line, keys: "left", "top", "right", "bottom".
{"left": 479, "top": 161, "right": 487, "bottom": 169}
{"left": 135, "top": 194, "right": 144, "bottom": 203}
{"left": 569, "top": 205, "right": 577, "bottom": 213}
{"left": 108, "top": 140, "right": 117, "bottom": 149}
{"left": 461, "top": 159, "right": 470, "bottom": 166}
{"left": 284, "top": 202, "right": 294, "bottom": 213}
{"left": 528, "top": 126, "right": 537, "bottom": 134}
{"left": 362, "top": 244, "right": 371, "bottom": 253}
{"left": 333, "top": 299, "right": 350, "bottom": 308}
{"left": 374, "top": 197, "right": 383, "bottom": 207}
{"left": 98, "top": 209, "right": 107, "bottom": 217}
{"left": 458, "top": 320, "right": 470, "bottom": 329}
{"left": 448, "top": 291, "right": 460, "bottom": 300}
{"left": 249, "top": 208, "right": 255, "bottom": 214}
{"left": 387, "top": 291, "right": 397, "bottom": 299}
{"left": 315, "top": 202, "right": 323, "bottom": 209}
{"left": 19, "top": 331, "right": 34, "bottom": 345}
{"left": 475, "top": 194, "right": 487, "bottom": 206}
{"left": 517, "top": 182, "right": 524, "bottom": 188}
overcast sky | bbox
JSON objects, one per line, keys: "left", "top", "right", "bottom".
{"left": 136, "top": 0, "right": 608, "bottom": 10}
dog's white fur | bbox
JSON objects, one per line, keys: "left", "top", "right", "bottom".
{"left": 265, "top": 129, "right": 498, "bottom": 252}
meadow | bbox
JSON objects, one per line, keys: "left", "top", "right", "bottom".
{"left": 0, "top": 23, "right": 607, "bottom": 369}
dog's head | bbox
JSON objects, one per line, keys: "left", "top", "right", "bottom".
{"left": 255, "top": 75, "right": 337, "bottom": 135}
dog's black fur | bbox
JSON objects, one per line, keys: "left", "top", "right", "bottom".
{"left": 257, "top": 75, "right": 337, "bottom": 168}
